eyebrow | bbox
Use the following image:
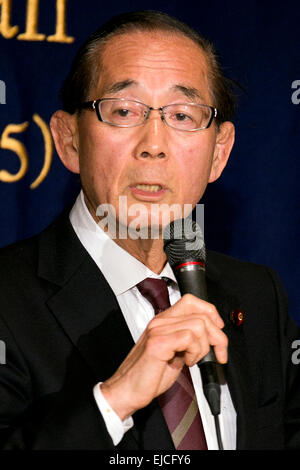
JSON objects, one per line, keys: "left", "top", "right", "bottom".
{"left": 102, "top": 80, "right": 205, "bottom": 102}
{"left": 171, "top": 84, "right": 204, "bottom": 101}
{"left": 102, "top": 79, "right": 138, "bottom": 95}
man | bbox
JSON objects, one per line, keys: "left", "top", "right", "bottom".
{"left": 0, "top": 11, "right": 299, "bottom": 450}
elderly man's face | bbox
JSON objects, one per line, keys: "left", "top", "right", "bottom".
{"left": 54, "top": 31, "right": 234, "bottom": 231}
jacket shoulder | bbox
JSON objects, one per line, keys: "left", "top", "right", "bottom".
{"left": 207, "top": 248, "right": 280, "bottom": 283}
{"left": 0, "top": 207, "right": 74, "bottom": 282}
{"left": 206, "top": 248, "right": 289, "bottom": 310}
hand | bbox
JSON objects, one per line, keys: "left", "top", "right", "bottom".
{"left": 101, "top": 293, "right": 228, "bottom": 420}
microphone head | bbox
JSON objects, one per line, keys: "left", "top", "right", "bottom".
{"left": 163, "top": 217, "right": 206, "bottom": 267}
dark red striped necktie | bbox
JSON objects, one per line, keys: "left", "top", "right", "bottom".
{"left": 136, "top": 277, "right": 208, "bottom": 450}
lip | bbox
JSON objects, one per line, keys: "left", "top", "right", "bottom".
{"left": 128, "top": 182, "right": 168, "bottom": 200}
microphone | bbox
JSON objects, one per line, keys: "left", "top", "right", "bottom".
{"left": 163, "top": 217, "right": 221, "bottom": 418}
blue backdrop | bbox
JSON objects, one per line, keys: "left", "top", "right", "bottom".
{"left": 0, "top": 0, "right": 299, "bottom": 324}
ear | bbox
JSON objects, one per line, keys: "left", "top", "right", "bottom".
{"left": 208, "top": 121, "right": 235, "bottom": 183}
{"left": 50, "top": 110, "right": 80, "bottom": 174}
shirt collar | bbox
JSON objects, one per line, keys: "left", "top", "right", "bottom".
{"left": 69, "top": 191, "right": 177, "bottom": 296}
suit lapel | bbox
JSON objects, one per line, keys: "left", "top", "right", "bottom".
{"left": 38, "top": 209, "right": 134, "bottom": 382}
{"left": 46, "top": 257, "right": 135, "bottom": 382}
{"left": 206, "top": 253, "right": 257, "bottom": 449}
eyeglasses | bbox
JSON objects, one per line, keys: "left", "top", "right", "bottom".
{"left": 79, "top": 98, "right": 217, "bottom": 132}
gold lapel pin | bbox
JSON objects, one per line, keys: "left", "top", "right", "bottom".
{"left": 230, "top": 309, "right": 244, "bottom": 326}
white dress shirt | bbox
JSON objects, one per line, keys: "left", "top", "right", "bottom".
{"left": 69, "top": 191, "right": 237, "bottom": 449}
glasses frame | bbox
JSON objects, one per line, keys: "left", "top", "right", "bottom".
{"left": 79, "top": 98, "right": 217, "bottom": 131}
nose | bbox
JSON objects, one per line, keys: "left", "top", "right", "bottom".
{"left": 135, "top": 109, "right": 168, "bottom": 160}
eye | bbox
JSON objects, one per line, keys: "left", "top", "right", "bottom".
{"left": 113, "top": 108, "right": 133, "bottom": 117}
{"left": 174, "top": 112, "right": 192, "bottom": 122}
{"left": 169, "top": 111, "right": 194, "bottom": 124}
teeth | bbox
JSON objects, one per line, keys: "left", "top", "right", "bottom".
{"left": 135, "top": 184, "right": 162, "bottom": 192}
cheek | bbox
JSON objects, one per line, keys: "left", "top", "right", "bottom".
{"left": 176, "top": 140, "right": 215, "bottom": 200}
{"left": 78, "top": 124, "right": 128, "bottom": 186}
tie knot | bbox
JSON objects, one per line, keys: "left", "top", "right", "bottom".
{"left": 136, "top": 277, "right": 171, "bottom": 315}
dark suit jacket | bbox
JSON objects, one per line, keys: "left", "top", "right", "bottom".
{"left": 0, "top": 210, "right": 299, "bottom": 450}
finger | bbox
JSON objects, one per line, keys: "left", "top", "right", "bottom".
{"left": 148, "top": 317, "right": 228, "bottom": 364}
{"left": 149, "top": 315, "right": 226, "bottom": 350}
{"left": 159, "top": 294, "right": 224, "bottom": 329}
{"left": 211, "top": 337, "right": 228, "bottom": 364}
{"left": 145, "top": 328, "right": 205, "bottom": 365}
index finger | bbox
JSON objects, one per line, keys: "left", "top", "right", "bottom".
{"left": 160, "top": 293, "right": 224, "bottom": 329}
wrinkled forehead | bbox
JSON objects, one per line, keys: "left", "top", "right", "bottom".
{"left": 89, "top": 30, "right": 212, "bottom": 102}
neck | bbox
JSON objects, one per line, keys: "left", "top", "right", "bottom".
{"left": 115, "top": 236, "right": 167, "bottom": 274}
{"left": 84, "top": 194, "right": 167, "bottom": 274}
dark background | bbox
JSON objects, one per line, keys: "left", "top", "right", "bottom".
{"left": 0, "top": 0, "right": 299, "bottom": 324}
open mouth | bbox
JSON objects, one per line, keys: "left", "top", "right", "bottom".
{"left": 129, "top": 183, "right": 167, "bottom": 198}
{"left": 134, "top": 184, "right": 163, "bottom": 192}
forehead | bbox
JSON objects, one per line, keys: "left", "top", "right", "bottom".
{"left": 93, "top": 31, "right": 211, "bottom": 102}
